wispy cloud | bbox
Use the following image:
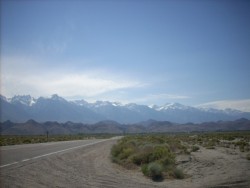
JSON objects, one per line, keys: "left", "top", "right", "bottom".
{"left": 0, "top": 56, "right": 144, "bottom": 99}
{"left": 150, "top": 93, "right": 190, "bottom": 100}
{"left": 130, "top": 93, "right": 190, "bottom": 105}
{"left": 197, "top": 99, "right": 250, "bottom": 112}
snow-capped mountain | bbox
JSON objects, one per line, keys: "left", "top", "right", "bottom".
{"left": 10, "top": 95, "right": 36, "bottom": 106}
{"left": 71, "top": 99, "right": 89, "bottom": 106}
{"left": 1, "top": 94, "right": 250, "bottom": 123}
{"left": 151, "top": 103, "right": 192, "bottom": 111}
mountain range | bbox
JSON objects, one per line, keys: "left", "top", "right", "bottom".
{"left": 1, "top": 94, "right": 250, "bottom": 124}
{"left": 1, "top": 118, "right": 250, "bottom": 135}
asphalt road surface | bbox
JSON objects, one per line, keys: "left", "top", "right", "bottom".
{"left": 0, "top": 139, "right": 110, "bottom": 168}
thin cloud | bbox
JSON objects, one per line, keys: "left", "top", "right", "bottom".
{"left": 1, "top": 72, "right": 143, "bottom": 98}
{"left": 131, "top": 93, "right": 190, "bottom": 105}
{"left": 197, "top": 99, "right": 250, "bottom": 112}
{"left": 150, "top": 93, "right": 190, "bottom": 100}
{"left": 0, "top": 56, "right": 144, "bottom": 98}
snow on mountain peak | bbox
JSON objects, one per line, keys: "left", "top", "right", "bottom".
{"left": 148, "top": 104, "right": 158, "bottom": 109}
{"left": 92, "top": 101, "right": 123, "bottom": 107}
{"left": 10, "top": 95, "right": 36, "bottom": 106}
{"left": 152, "top": 102, "right": 190, "bottom": 111}
{"left": 72, "top": 99, "right": 89, "bottom": 106}
{"left": 111, "top": 102, "right": 122, "bottom": 107}
{"left": 0, "top": 95, "right": 8, "bottom": 102}
{"left": 1, "top": 94, "right": 250, "bottom": 124}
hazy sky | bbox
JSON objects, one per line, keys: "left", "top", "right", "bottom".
{"left": 1, "top": 0, "right": 250, "bottom": 110}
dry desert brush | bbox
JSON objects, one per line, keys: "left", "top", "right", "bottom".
{"left": 111, "top": 135, "right": 186, "bottom": 181}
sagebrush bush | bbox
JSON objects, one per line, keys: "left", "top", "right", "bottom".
{"left": 111, "top": 144, "right": 122, "bottom": 158}
{"left": 173, "top": 168, "right": 185, "bottom": 179}
{"left": 191, "top": 145, "right": 200, "bottom": 152}
{"left": 150, "top": 145, "right": 170, "bottom": 161}
{"left": 148, "top": 162, "right": 163, "bottom": 178}
{"left": 111, "top": 135, "right": 184, "bottom": 181}
{"left": 142, "top": 162, "right": 163, "bottom": 180}
{"left": 235, "top": 140, "right": 249, "bottom": 152}
{"left": 132, "top": 152, "right": 149, "bottom": 165}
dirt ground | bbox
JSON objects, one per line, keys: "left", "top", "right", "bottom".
{"left": 0, "top": 139, "right": 250, "bottom": 188}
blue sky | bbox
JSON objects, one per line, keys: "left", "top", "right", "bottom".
{"left": 1, "top": 0, "right": 250, "bottom": 111}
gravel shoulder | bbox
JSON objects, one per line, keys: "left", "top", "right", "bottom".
{"left": 1, "top": 139, "right": 249, "bottom": 188}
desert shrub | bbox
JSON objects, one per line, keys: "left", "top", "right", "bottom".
{"left": 148, "top": 162, "right": 163, "bottom": 178}
{"left": 206, "top": 146, "right": 215, "bottom": 149}
{"left": 23, "top": 139, "right": 32, "bottom": 144}
{"left": 159, "top": 153, "right": 175, "bottom": 166}
{"left": 120, "top": 147, "right": 134, "bottom": 160}
{"left": 191, "top": 145, "right": 200, "bottom": 152}
{"left": 204, "top": 140, "right": 216, "bottom": 149}
{"left": 168, "top": 140, "right": 183, "bottom": 153}
{"left": 142, "top": 162, "right": 163, "bottom": 180}
{"left": 235, "top": 140, "right": 249, "bottom": 152}
{"left": 131, "top": 144, "right": 175, "bottom": 167}
{"left": 173, "top": 168, "right": 184, "bottom": 179}
{"left": 149, "top": 145, "right": 170, "bottom": 161}
{"left": 132, "top": 151, "right": 150, "bottom": 165}
{"left": 246, "top": 153, "right": 250, "bottom": 160}
{"left": 141, "top": 164, "right": 149, "bottom": 176}
{"left": 111, "top": 144, "right": 123, "bottom": 158}
{"left": 111, "top": 135, "right": 185, "bottom": 181}
{"left": 111, "top": 139, "right": 137, "bottom": 165}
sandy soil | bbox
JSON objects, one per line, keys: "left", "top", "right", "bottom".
{"left": 0, "top": 139, "right": 249, "bottom": 188}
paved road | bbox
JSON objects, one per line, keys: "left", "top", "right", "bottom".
{"left": 0, "top": 139, "right": 111, "bottom": 168}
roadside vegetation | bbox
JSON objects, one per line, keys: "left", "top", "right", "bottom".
{"left": 0, "top": 134, "right": 114, "bottom": 146}
{"left": 111, "top": 131, "right": 250, "bottom": 181}
{"left": 184, "top": 131, "right": 250, "bottom": 152}
{"left": 111, "top": 135, "right": 186, "bottom": 180}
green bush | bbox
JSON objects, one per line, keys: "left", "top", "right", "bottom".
{"left": 111, "top": 144, "right": 122, "bottom": 158}
{"left": 142, "top": 162, "right": 163, "bottom": 180}
{"left": 141, "top": 164, "right": 149, "bottom": 176}
{"left": 131, "top": 145, "right": 175, "bottom": 166}
{"left": 111, "top": 135, "right": 185, "bottom": 181}
{"left": 132, "top": 152, "right": 149, "bottom": 165}
{"left": 120, "top": 147, "right": 134, "bottom": 160}
{"left": 150, "top": 145, "right": 170, "bottom": 161}
{"left": 160, "top": 155, "right": 175, "bottom": 166}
